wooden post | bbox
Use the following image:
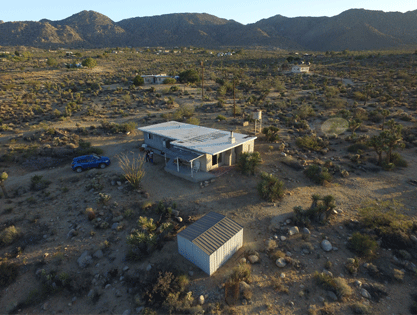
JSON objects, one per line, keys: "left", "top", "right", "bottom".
{"left": 201, "top": 61, "right": 204, "bottom": 101}
{"left": 233, "top": 77, "right": 236, "bottom": 118}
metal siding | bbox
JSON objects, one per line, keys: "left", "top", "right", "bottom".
{"left": 177, "top": 212, "right": 243, "bottom": 275}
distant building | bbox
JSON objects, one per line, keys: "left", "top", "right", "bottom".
{"left": 291, "top": 65, "right": 310, "bottom": 73}
{"left": 177, "top": 212, "right": 243, "bottom": 275}
{"left": 141, "top": 74, "right": 171, "bottom": 84}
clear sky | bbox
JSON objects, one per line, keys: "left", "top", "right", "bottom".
{"left": 1, "top": 0, "right": 416, "bottom": 25}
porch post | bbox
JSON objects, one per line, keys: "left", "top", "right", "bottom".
{"left": 191, "top": 160, "right": 193, "bottom": 178}
{"left": 177, "top": 157, "right": 179, "bottom": 172}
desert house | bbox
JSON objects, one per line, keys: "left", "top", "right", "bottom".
{"left": 291, "top": 65, "right": 310, "bottom": 73}
{"left": 138, "top": 121, "right": 257, "bottom": 181}
{"left": 177, "top": 212, "right": 243, "bottom": 275}
{"left": 141, "top": 73, "right": 172, "bottom": 84}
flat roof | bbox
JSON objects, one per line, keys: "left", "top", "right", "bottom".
{"left": 178, "top": 212, "right": 243, "bottom": 255}
{"left": 138, "top": 121, "right": 257, "bottom": 155}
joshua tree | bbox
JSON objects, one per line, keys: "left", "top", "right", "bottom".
{"left": 0, "top": 172, "right": 8, "bottom": 198}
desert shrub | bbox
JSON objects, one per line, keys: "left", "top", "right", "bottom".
{"left": 313, "top": 272, "right": 352, "bottom": 298}
{"left": 293, "top": 194, "right": 336, "bottom": 226}
{"left": 30, "top": 175, "right": 51, "bottom": 191}
{"left": 304, "top": 165, "right": 332, "bottom": 185}
{"left": 138, "top": 216, "right": 157, "bottom": 233}
{"left": 97, "top": 192, "right": 111, "bottom": 204}
{"left": 237, "top": 152, "right": 261, "bottom": 175}
{"left": 358, "top": 199, "right": 414, "bottom": 245}
{"left": 81, "top": 57, "right": 97, "bottom": 69}
{"left": 178, "top": 69, "right": 200, "bottom": 83}
{"left": 0, "top": 226, "right": 20, "bottom": 246}
{"left": 163, "top": 78, "right": 177, "bottom": 84}
{"left": 348, "top": 232, "right": 378, "bottom": 259}
{"left": 46, "top": 58, "right": 58, "bottom": 67}
{"left": 85, "top": 208, "right": 96, "bottom": 221}
{"left": 257, "top": 172, "right": 285, "bottom": 202}
{"left": 296, "top": 104, "right": 315, "bottom": 119}
{"left": 270, "top": 249, "right": 286, "bottom": 261}
{"left": 296, "top": 135, "right": 326, "bottom": 151}
{"left": 271, "top": 275, "right": 289, "bottom": 293}
{"left": 133, "top": 75, "right": 144, "bottom": 86}
{"left": 347, "top": 143, "right": 368, "bottom": 153}
{"left": 410, "top": 294, "right": 417, "bottom": 314}
{"left": 351, "top": 302, "right": 372, "bottom": 314}
{"left": 390, "top": 152, "right": 407, "bottom": 167}
{"left": 186, "top": 117, "right": 200, "bottom": 125}
{"left": 173, "top": 105, "right": 194, "bottom": 120}
{"left": 118, "top": 152, "right": 145, "bottom": 189}
{"left": 0, "top": 261, "right": 19, "bottom": 288}
{"left": 216, "top": 115, "right": 227, "bottom": 121}
{"left": 229, "top": 263, "right": 251, "bottom": 283}
{"left": 262, "top": 126, "right": 280, "bottom": 142}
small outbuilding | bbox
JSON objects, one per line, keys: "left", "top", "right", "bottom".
{"left": 177, "top": 212, "right": 243, "bottom": 275}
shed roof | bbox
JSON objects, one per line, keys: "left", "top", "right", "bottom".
{"left": 138, "top": 121, "right": 257, "bottom": 155}
{"left": 178, "top": 212, "right": 243, "bottom": 255}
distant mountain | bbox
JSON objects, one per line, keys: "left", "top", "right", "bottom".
{"left": 252, "top": 9, "right": 417, "bottom": 51}
{"left": 0, "top": 9, "right": 416, "bottom": 51}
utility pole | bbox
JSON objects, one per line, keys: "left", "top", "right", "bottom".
{"left": 201, "top": 60, "right": 204, "bottom": 101}
{"left": 233, "top": 77, "right": 236, "bottom": 118}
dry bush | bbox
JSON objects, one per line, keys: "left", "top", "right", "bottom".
{"left": 85, "top": 208, "right": 96, "bottom": 221}
{"left": 118, "top": 152, "right": 145, "bottom": 189}
{"left": 0, "top": 226, "right": 20, "bottom": 245}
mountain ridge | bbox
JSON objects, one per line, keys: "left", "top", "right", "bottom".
{"left": 0, "top": 9, "right": 416, "bottom": 51}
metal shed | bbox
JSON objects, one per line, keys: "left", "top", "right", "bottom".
{"left": 177, "top": 212, "right": 243, "bottom": 275}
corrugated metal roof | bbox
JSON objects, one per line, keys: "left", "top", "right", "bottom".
{"left": 178, "top": 212, "right": 243, "bottom": 255}
{"left": 138, "top": 121, "right": 257, "bottom": 155}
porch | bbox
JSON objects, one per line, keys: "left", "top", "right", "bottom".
{"left": 164, "top": 160, "right": 215, "bottom": 183}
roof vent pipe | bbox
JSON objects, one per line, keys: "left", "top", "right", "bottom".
{"left": 229, "top": 131, "right": 235, "bottom": 144}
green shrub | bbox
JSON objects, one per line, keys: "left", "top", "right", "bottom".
{"left": 216, "top": 115, "right": 227, "bottom": 121}
{"left": 347, "top": 143, "right": 368, "bottom": 153}
{"left": 229, "top": 263, "right": 251, "bottom": 283}
{"left": 257, "top": 172, "right": 285, "bottom": 202}
{"left": 133, "top": 75, "right": 144, "bottom": 86}
{"left": 237, "top": 152, "right": 261, "bottom": 175}
{"left": 293, "top": 194, "right": 336, "bottom": 226}
{"left": 296, "top": 135, "right": 326, "bottom": 151}
{"left": 304, "top": 165, "right": 332, "bottom": 185}
{"left": 178, "top": 69, "right": 200, "bottom": 83}
{"left": 348, "top": 232, "right": 378, "bottom": 258}
{"left": 81, "top": 57, "right": 97, "bottom": 69}
{"left": 163, "top": 78, "right": 177, "bottom": 84}
{"left": 0, "top": 226, "right": 20, "bottom": 245}
{"left": 0, "top": 261, "right": 19, "bottom": 287}
{"left": 391, "top": 152, "right": 408, "bottom": 167}
{"left": 262, "top": 126, "right": 280, "bottom": 142}
{"left": 30, "top": 175, "right": 51, "bottom": 191}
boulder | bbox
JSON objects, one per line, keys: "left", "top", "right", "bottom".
{"left": 248, "top": 255, "right": 259, "bottom": 264}
{"left": 276, "top": 258, "right": 287, "bottom": 268}
{"left": 77, "top": 251, "right": 93, "bottom": 268}
{"left": 288, "top": 226, "right": 299, "bottom": 236}
{"left": 321, "top": 240, "right": 333, "bottom": 252}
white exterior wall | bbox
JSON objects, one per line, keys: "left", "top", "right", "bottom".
{"left": 209, "top": 229, "right": 243, "bottom": 275}
{"left": 178, "top": 235, "right": 210, "bottom": 274}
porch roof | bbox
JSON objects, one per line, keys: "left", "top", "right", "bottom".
{"left": 163, "top": 146, "right": 203, "bottom": 162}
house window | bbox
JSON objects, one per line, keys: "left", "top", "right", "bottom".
{"left": 212, "top": 154, "right": 218, "bottom": 166}
{"left": 147, "top": 133, "right": 153, "bottom": 140}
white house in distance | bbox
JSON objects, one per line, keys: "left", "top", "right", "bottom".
{"left": 138, "top": 121, "right": 257, "bottom": 181}
{"left": 291, "top": 65, "right": 310, "bottom": 73}
{"left": 141, "top": 73, "right": 172, "bottom": 84}
{"left": 177, "top": 212, "right": 243, "bottom": 275}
